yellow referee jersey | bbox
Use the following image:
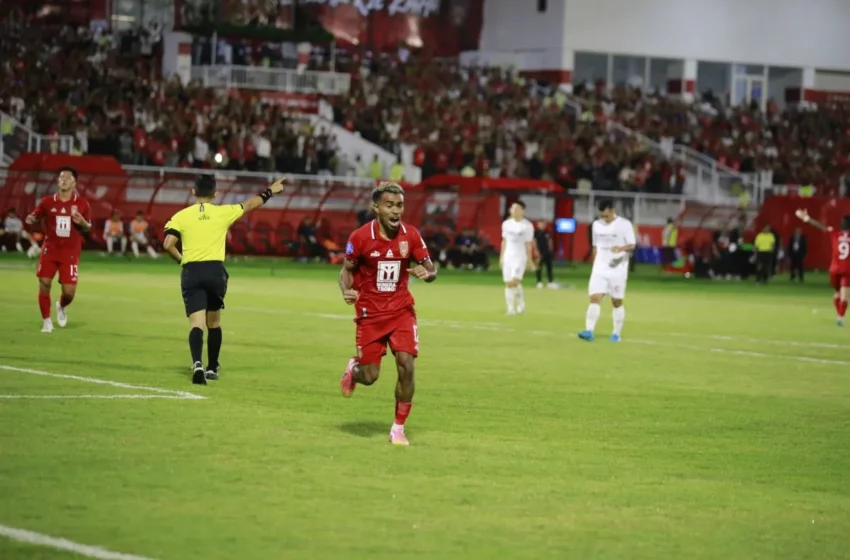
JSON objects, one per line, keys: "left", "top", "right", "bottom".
{"left": 164, "top": 202, "right": 244, "bottom": 264}
{"left": 754, "top": 232, "right": 776, "bottom": 253}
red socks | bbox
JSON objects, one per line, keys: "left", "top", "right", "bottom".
{"left": 834, "top": 296, "right": 847, "bottom": 318}
{"left": 60, "top": 294, "right": 74, "bottom": 308}
{"left": 38, "top": 292, "right": 51, "bottom": 319}
{"left": 394, "top": 401, "right": 412, "bottom": 426}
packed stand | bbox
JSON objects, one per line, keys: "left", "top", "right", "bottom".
{"left": 0, "top": 19, "right": 340, "bottom": 175}
{"left": 573, "top": 84, "right": 850, "bottom": 196}
{"left": 337, "top": 54, "right": 685, "bottom": 195}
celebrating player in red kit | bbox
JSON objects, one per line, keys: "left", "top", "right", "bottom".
{"left": 25, "top": 167, "right": 92, "bottom": 333}
{"left": 339, "top": 182, "right": 437, "bottom": 446}
{"left": 796, "top": 209, "right": 850, "bottom": 325}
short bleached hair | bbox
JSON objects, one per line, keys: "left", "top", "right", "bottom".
{"left": 372, "top": 181, "right": 405, "bottom": 203}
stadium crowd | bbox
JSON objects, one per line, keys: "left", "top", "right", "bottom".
{"left": 4, "top": 17, "right": 849, "bottom": 197}
{"left": 0, "top": 21, "right": 340, "bottom": 175}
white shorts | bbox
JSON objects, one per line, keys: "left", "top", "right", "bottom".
{"left": 588, "top": 272, "right": 628, "bottom": 299}
{"left": 502, "top": 257, "right": 527, "bottom": 283}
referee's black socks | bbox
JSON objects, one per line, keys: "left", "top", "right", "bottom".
{"left": 207, "top": 327, "right": 222, "bottom": 371}
{"left": 189, "top": 327, "right": 204, "bottom": 366}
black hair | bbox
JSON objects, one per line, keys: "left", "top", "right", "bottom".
{"left": 597, "top": 199, "right": 614, "bottom": 212}
{"left": 515, "top": 200, "right": 526, "bottom": 209}
{"left": 372, "top": 181, "right": 404, "bottom": 203}
{"left": 841, "top": 215, "right": 850, "bottom": 230}
{"left": 195, "top": 175, "right": 217, "bottom": 198}
{"left": 58, "top": 166, "right": 78, "bottom": 181}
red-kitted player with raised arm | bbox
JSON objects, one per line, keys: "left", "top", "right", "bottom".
{"left": 338, "top": 182, "right": 437, "bottom": 446}
{"left": 796, "top": 208, "right": 850, "bottom": 325}
{"left": 26, "top": 167, "right": 92, "bottom": 332}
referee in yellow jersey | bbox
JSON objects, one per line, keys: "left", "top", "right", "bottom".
{"left": 754, "top": 224, "right": 776, "bottom": 285}
{"left": 163, "top": 174, "right": 285, "bottom": 385}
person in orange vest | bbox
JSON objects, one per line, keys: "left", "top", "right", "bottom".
{"left": 104, "top": 210, "right": 127, "bottom": 255}
{"left": 130, "top": 211, "right": 159, "bottom": 259}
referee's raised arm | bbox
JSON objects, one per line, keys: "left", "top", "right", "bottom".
{"left": 241, "top": 177, "right": 287, "bottom": 213}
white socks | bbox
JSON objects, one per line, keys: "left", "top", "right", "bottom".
{"left": 504, "top": 286, "right": 525, "bottom": 313}
{"left": 131, "top": 241, "right": 140, "bottom": 257}
{"left": 505, "top": 287, "right": 516, "bottom": 313}
{"left": 147, "top": 245, "right": 158, "bottom": 258}
{"left": 585, "top": 303, "right": 601, "bottom": 331}
{"left": 612, "top": 306, "right": 625, "bottom": 335}
{"left": 106, "top": 237, "right": 114, "bottom": 253}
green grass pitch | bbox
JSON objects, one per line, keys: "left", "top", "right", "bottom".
{"left": 0, "top": 254, "right": 848, "bottom": 560}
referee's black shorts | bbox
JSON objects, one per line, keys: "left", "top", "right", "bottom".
{"left": 181, "top": 261, "right": 229, "bottom": 317}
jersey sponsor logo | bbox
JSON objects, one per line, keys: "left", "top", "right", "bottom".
{"left": 377, "top": 260, "right": 401, "bottom": 292}
{"left": 399, "top": 241, "right": 409, "bottom": 258}
{"left": 55, "top": 215, "right": 72, "bottom": 238}
{"left": 346, "top": 242, "right": 354, "bottom": 255}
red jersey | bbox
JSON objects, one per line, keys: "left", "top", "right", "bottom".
{"left": 346, "top": 220, "right": 430, "bottom": 320}
{"left": 829, "top": 229, "right": 850, "bottom": 274}
{"left": 32, "top": 192, "right": 91, "bottom": 257}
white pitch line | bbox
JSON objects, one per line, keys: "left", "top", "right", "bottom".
{"left": 648, "top": 331, "right": 850, "bottom": 350}
{"left": 0, "top": 394, "right": 198, "bottom": 400}
{"left": 0, "top": 365, "right": 205, "bottom": 400}
{"left": 630, "top": 339, "right": 850, "bottom": 366}
{"left": 0, "top": 523, "right": 156, "bottom": 560}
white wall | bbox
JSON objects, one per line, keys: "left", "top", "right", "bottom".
{"left": 564, "top": 0, "right": 850, "bottom": 70}
{"left": 815, "top": 71, "right": 850, "bottom": 91}
{"left": 479, "top": 0, "right": 571, "bottom": 70}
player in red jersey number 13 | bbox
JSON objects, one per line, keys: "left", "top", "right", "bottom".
{"left": 796, "top": 209, "right": 850, "bottom": 325}
{"left": 338, "top": 182, "right": 437, "bottom": 446}
{"left": 26, "top": 167, "right": 92, "bottom": 333}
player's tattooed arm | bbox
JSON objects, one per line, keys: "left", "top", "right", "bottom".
{"left": 796, "top": 209, "right": 829, "bottom": 231}
{"left": 162, "top": 233, "right": 183, "bottom": 264}
{"left": 409, "top": 257, "right": 437, "bottom": 283}
{"left": 340, "top": 259, "right": 358, "bottom": 304}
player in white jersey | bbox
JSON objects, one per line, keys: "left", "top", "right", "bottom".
{"left": 500, "top": 201, "right": 536, "bottom": 315}
{"left": 578, "top": 199, "right": 636, "bottom": 342}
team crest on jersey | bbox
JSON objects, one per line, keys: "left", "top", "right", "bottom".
{"left": 399, "top": 241, "right": 409, "bottom": 258}
{"left": 71, "top": 205, "right": 77, "bottom": 214}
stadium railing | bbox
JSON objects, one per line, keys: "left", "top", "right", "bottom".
{"left": 567, "top": 95, "right": 768, "bottom": 205}
{"left": 190, "top": 65, "right": 352, "bottom": 95}
{"left": 568, "top": 189, "right": 686, "bottom": 227}
{"left": 0, "top": 112, "right": 75, "bottom": 165}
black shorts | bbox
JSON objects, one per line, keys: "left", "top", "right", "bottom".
{"left": 181, "top": 261, "right": 229, "bottom": 317}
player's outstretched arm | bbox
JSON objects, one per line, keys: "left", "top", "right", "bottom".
{"left": 796, "top": 209, "right": 829, "bottom": 231}
{"left": 339, "top": 260, "right": 358, "bottom": 304}
{"left": 242, "top": 178, "right": 286, "bottom": 214}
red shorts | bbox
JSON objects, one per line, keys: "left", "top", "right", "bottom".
{"left": 37, "top": 252, "right": 80, "bottom": 285}
{"left": 830, "top": 271, "right": 850, "bottom": 292}
{"left": 355, "top": 308, "right": 419, "bottom": 365}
